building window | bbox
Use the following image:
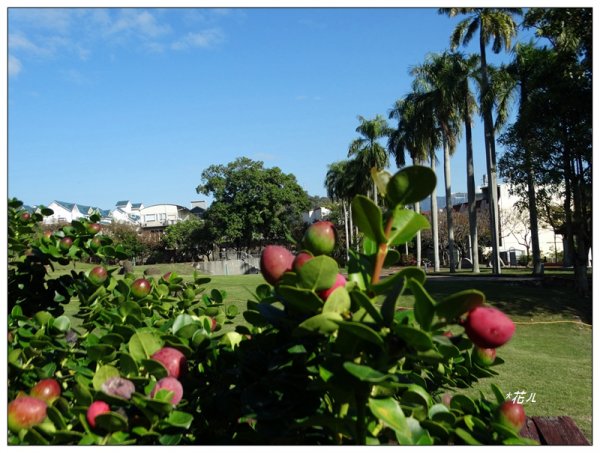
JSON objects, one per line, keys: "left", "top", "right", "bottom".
{"left": 145, "top": 214, "right": 156, "bottom": 222}
{"left": 159, "top": 213, "right": 167, "bottom": 221}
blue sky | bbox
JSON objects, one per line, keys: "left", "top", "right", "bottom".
{"left": 8, "top": 7, "right": 539, "bottom": 210}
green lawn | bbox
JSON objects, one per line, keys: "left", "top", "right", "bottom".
{"left": 53, "top": 262, "right": 593, "bottom": 442}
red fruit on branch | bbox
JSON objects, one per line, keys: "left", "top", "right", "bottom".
{"left": 318, "top": 273, "right": 347, "bottom": 301}
{"left": 292, "top": 250, "right": 313, "bottom": 273}
{"left": 89, "top": 266, "right": 108, "bottom": 286}
{"left": 86, "top": 223, "right": 102, "bottom": 235}
{"left": 59, "top": 237, "right": 73, "bottom": 251}
{"left": 30, "top": 378, "right": 61, "bottom": 404}
{"left": 301, "top": 221, "right": 336, "bottom": 256}
{"left": 497, "top": 401, "right": 526, "bottom": 431}
{"left": 472, "top": 346, "right": 497, "bottom": 367}
{"left": 8, "top": 396, "right": 48, "bottom": 432}
{"left": 260, "top": 245, "right": 294, "bottom": 285}
{"left": 463, "top": 306, "right": 515, "bottom": 348}
{"left": 151, "top": 377, "right": 183, "bottom": 405}
{"left": 87, "top": 401, "right": 111, "bottom": 428}
{"left": 131, "top": 278, "right": 151, "bottom": 298}
{"left": 151, "top": 347, "right": 187, "bottom": 378}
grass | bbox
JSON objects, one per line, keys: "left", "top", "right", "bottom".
{"left": 52, "top": 262, "right": 593, "bottom": 442}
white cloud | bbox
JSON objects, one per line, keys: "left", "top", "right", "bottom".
{"left": 9, "top": 9, "right": 75, "bottom": 34}
{"left": 107, "top": 10, "right": 171, "bottom": 39}
{"left": 9, "top": 33, "right": 47, "bottom": 55}
{"left": 171, "top": 29, "right": 224, "bottom": 50}
{"left": 9, "top": 55, "right": 22, "bottom": 77}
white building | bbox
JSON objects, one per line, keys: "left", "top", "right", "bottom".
{"left": 477, "top": 183, "right": 563, "bottom": 265}
{"left": 139, "top": 204, "right": 194, "bottom": 230}
{"left": 303, "top": 207, "right": 332, "bottom": 224}
{"left": 44, "top": 201, "right": 107, "bottom": 224}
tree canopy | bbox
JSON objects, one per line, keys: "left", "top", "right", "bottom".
{"left": 196, "top": 157, "right": 310, "bottom": 249}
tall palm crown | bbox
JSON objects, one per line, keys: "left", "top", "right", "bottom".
{"left": 388, "top": 94, "right": 437, "bottom": 167}
{"left": 347, "top": 115, "right": 391, "bottom": 205}
{"left": 410, "top": 52, "right": 462, "bottom": 153}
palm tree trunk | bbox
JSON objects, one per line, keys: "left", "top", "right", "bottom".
{"left": 348, "top": 202, "right": 355, "bottom": 251}
{"left": 343, "top": 199, "right": 350, "bottom": 263}
{"left": 431, "top": 152, "right": 440, "bottom": 272}
{"left": 414, "top": 158, "right": 422, "bottom": 268}
{"left": 480, "top": 32, "right": 502, "bottom": 275}
{"left": 525, "top": 149, "right": 543, "bottom": 276}
{"left": 465, "top": 111, "right": 480, "bottom": 273}
{"left": 415, "top": 202, "right": 422, "bottom": 267}
{"left": 443, "top": 135, "right": 456, "bottom": 272}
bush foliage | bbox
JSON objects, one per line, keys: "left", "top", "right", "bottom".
{"left": 7, "top": 166, "right": 535, "bottom": 445}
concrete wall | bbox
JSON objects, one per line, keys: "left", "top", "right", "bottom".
{"left": 195, "top": 258, "right": 261, "bottom": 276}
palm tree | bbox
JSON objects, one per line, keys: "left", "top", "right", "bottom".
{"left": 325, "top": 159, "right": 369, "bottom": 257}
{"left": 439, "top": 7, "right": 523, "bottom": 274}
{"left": 389, "top": 92, "right": 442, "bottom": 271}
{"left": 388, "top": 96, "right": 431, "bottom": 267}
{"left": 449, "top": 51, "right": 481, "bottom": 272}
{"left": 411, "top": 52, "right": 462, "bottom": 272}
{"left": 347, "top": 115, "right": 391, "bottom": 206}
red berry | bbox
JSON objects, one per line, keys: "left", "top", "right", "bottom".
{"left": 260, "top": 245, "right": 294, "bottom": 285}
{"left": 8, "top": 396, "right": 47, "bottom": 432}
{"left": 463, "top": 306, "right": 515, "bottom": 348}
{"left": 30, "top": 378, "right": 61, "bottom": 404}
{"left": 151, "top": 347, "right": 187, "bottom": 378}
{"left": 318, "top": 273, "right": 347, "bottom": 301}
{"left": 302, "top": 221, "right": 336, "bottom": 256}
{"left": 87, "top": 401, "right": 110, "bottom": 428}
{"left": 497, "top": 401, "right": 526, "bottom": 431}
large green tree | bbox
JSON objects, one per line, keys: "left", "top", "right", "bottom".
{"left": 440, "top": 7, "right": 522, "bottom": 275}
{"left": 196, "top": 157, "right": 310, "bottom": 250}
{"left": 499, "top": 8, "right": 592, "bottom": 294}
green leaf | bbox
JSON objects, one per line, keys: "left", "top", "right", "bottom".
{"left": 277, "top": 285, "right": 323, "bottom": 314}
{"left": 95, "top": 412, "right": 128, "bottom": 433}
{"left": 172, "top": 314, "right": 195, "bottom": 335}
{"left": 343, "top": 362, "right": 393, "bottom": 383}
{"left": 92, "top": 365, "right": 120, "bottom": 391}
{"left": 351, "top": 195, "right": 386, "bottom": 243}
{"left": 119, "top": 352, "right": 139, "bottom": 376}
{"left": 87, "top": 344, "right": 116, "bottom": 362}
{"left": 395, "top": 326, "right": 434, "bottom": 351}
{"left": 165, "top": 411, "right": 194, "bottom": 429}
{"left": 402, "top": 384, "right": 432, "bottom": 410}
{"left": 128, "top": 331, "right": 164, "bottom": 362}
{"left": 295, "top": 312, "right": 342, "bottom": 335}
{"left": 490, "top": 383, "right": 507, "bottom": 405}
{"left": 407, "top": 278, "right": 435, "bottom": 330}
{"left": 141, "top": 359, "right": 169, "bottom": 379}
{"left": 372, "top": 168, "right": 393, "bottom": 198}
{"left": 350, "top": 290, "right": 384, "bottom": 325}
{"left": 386, "top": 166, "right": 437, "bottom": 207}
{"left": 322, "top": 287, "right": 351, "bottom": 314}
{"left": 159, "top": 434, "right": 182, "bottom": 445}
{"left": 372, "top": 267, "right": 426, "bottom": 295}
{"left": 52, "top": 315, "right": 71, "bottom": 332}
{"left": 362, "top": 236, "right": 378, "bottom": 255}
{"left": 387, "top": 207, "right": 430, "bottom": 246}
{"left": 336, "top": 321, "right": 384, "bottom": 348}
{"left": 297, "top": 255, "right": 339, "bottom": 291}
{"left": 454, "top": 427, "right": 482, "bottom": 445}
{"left": 436, "top": 289, "right": 485, "bottom": 321}
{"left": 368, "top": 397, "right": 410, "bottom": 439}
{"left": 450, "top": 394, "right": 479, "bottom": 415}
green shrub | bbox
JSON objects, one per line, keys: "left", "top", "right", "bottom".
{"left": 7, "top": 167, "right": 536, "bottom": 445}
